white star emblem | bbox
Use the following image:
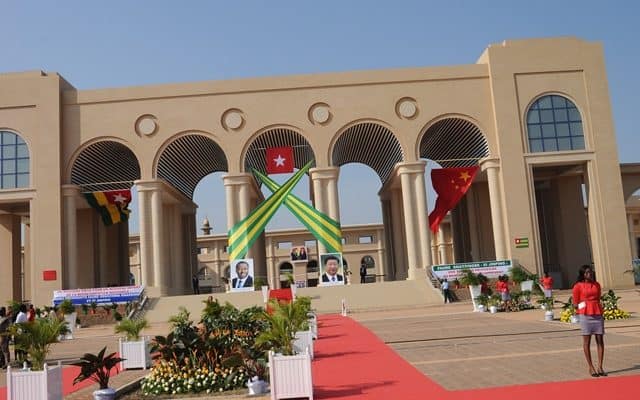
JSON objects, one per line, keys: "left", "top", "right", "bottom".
{"left": 113, "top": 193, "right": 127, "bottom": 204}
{"left": 273, "top": 154, "right": 286, "bottom": 167}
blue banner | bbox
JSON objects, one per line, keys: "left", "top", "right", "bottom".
{"left": 52, "top": 285, "right": 144, "bottom": 306}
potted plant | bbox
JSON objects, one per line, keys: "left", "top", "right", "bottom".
{"left": 487, "top": 294, "right": 502, "bottom": 313}
{"left": 256, "top": 297, "right": 313, "bottom": 400}
{"left": 115, "top": 318, "right": 151, "bottom": 370}
{"left": 459, "top": 269, "right": 482, "bottom": 311}
{"left": 81, "top": 303, "right": 89, "bottom": 315}
{"left": 90, "top": 301, "right": 98, "bottom": 315}
{"left": 510, "top": 265, "right": 536, "bottom": 292}
{"left": 5, "top": 318, "right": 69, "bottom": 400}
{"left": 59, "top": 299, "right": 77, "bottom": 339}
{"left": 474, "top": 293, "right": 490, "bottom": 312}
{"left": 72, "top": 346, "right": 125, "bottom": 400}
{"left": 560, "top": 297, "right": 579, "bottom": 323}
{"left": 536, "top": 296, "right": 555, "bottom": 321}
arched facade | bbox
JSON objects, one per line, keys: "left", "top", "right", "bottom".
{"left": 0, "top": 37, "right": 634, "bottom": 305}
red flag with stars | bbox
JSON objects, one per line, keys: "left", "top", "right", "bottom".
{"left": 265, "top": 146, "right": 294, "bottom": 174}
{"left": 428, "top": 166, "right": 479, "bottom": 233}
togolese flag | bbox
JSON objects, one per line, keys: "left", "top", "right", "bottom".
{"left": 428, "top": 166, "right": 479, "bottom": 234}
{"left": 84, "top": 189, "right": 132, "bottom": 226}
{"left": 227, "top": 161, "right": 312, "bottom": 260}
{"left": 254, "top": 169, "right": 343, "bottom": 254}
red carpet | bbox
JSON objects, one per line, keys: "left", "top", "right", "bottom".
{"left": 313, "top": 315, "right": 640, "bottom": 400}
{"left": 0, "top": 363, "right": 120, "bottom": 400}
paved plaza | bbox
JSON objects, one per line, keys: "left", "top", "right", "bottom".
{"left": 1, "top": 289, "right": 639, "bottom": 399}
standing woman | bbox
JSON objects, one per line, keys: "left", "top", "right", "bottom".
{"left": 572, "top": 264, "right": 606, "bottom": 377}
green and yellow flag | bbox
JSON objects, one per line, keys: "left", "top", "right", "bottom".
{"left": 254, "top": 169, "right": 343, "bottom": 253}
{"left": 83, "top": 189, "right": 132, "bottom": 226}
{"left": 227, "top": 161, "right": 313, "bottom": 260}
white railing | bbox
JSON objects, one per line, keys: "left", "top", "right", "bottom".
{"left": 119, "top": 337, "right": 152, "bottom": 370}
{"left": 7, "top": 362, "right": 63, "bottom": 400}
{"left": 269, "top": 350, "right": 313, "bottom": 400}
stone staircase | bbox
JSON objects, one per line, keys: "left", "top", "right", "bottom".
{"left": 144, "top": 279, "right": 445, "bottom": 323}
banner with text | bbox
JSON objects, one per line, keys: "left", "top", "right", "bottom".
{"left": 52, "top": 285, "right": 145, "bottom": 306}
{"left": 431, "top": 260, "right": 512, "bottom": 280}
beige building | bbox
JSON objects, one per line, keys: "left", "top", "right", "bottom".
{"left": 1, "top": 37, "right": 638, "bottom": 305}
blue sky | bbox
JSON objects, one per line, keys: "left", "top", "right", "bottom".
{"left": 3, "top": 1, "right": 639, "bottom": 234}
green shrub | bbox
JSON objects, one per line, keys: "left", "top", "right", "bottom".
{"left": 59, "top": 299, "right": 75, "bottom": 315}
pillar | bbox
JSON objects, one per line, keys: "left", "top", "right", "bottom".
{"left": 135, "top": 181, "right": 154, "bottom": 288}
{"left": 62, "top": 185, "right": 80, "bottom": 289}
{"left": 310, "top": 167, "right": 341, "bottom": 254}
{"left": 629, "top": 214, "right": 638, "bottom": 260}
{"left": 151, "top": 186, "right": 166, "bottom": 293}
{"left": 0, "top": 214, "right": 22, "bottom": 301}
{"left": 481, "top": 158, "right": 508, "bottom": 260}
{"left": 397, "top": 162, "right": 432, "bottom": 279}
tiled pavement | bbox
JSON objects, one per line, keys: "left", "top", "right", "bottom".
{"left": 355, "top": 289, "right": 640, "bottom": 391}
{"left": 1, "top": 289, "right": 639, "bottom": 398}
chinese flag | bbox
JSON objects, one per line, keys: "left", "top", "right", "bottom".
{"left": 265, "top": 146, "right": 294, "bottom": 174}
{"left": 428, "top": 166, "right": 479, "bottom": 233}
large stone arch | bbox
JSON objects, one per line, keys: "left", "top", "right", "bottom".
{"left": 69, "top": 138, "right": 141, "bottom": 190}
{"left": 418, "top": 116, "right": 492, "bottom": 264}
{"left": 155, "top": 132, "right": 228, "bottom": 199}
{"left": 242, "top": 125, "right": 316, "bottom": 181}
{"left": 331, "top": 120, "right": 404, "bottom": 184}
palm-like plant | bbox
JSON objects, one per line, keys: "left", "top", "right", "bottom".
{"left": 72, "top": 346, "right": 124, "bottom": 389}
{"left": 114, "top": 318, "right": 149, "bottom": 341}
{"left": 255, "top": 298, "right": 310, "bottom": 355}
{"left": 8, "top": 318, "right": 69, "bottom": 370}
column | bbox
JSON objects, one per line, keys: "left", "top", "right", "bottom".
{"left": 135, "top": 181, "right": 154, "bottom": 287}
{"left": 481, "top": 158, "right": 508, "bottom": 260}
{"left": 398, "top": 162, "right": 431, "bottom": 279}
{"left": 629, "top": 214, "right": 638, "bottom": 259}
{"left": 310, "top": 167, "right": 340, "bottom": 254}
{"left": 438, "top": 228, "right": 447, "bottom": 265}
{"left": 0, "top": 214, "right": 21, "bottom": 301}
{"left": 400, "top": 172, "right": 419, "bottom": 279}
{"left": 62, "top": 185, "right": 80, "bottom": 289}
{"left": 151, "top": 186, "right": 166, "bottom": 293}
{"left": 412, "top": 162, "right": 432, "bottom": 268}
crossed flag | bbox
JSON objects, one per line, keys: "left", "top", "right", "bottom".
{"left": 227, "top": 160, "right": 343, "bottom": 261}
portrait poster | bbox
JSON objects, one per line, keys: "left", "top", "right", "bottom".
{"left": 230, "top": 258, "right": 255, "bottom": 292}
{"left": 319, "top": 252, "right": 345, "bottom": 286}
{"left": 290, "top": 246, "right": 308, "bottom": 262}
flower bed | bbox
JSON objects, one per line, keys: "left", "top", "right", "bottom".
{"left": 141, "top": 360, "right": 248, "bottom": 396}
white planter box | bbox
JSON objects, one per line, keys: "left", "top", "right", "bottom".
{"left": 520, "top": 280, "right": 534, "bottom": 292}
{"left": 63, "top": 312, "right": 77, "bottom": 340}
{"left": 269, "top": 351, "right": 313, "bottom": 400}
{"left": 7, "top": 362, "right": 62, "bottom": 400}
{"left": 293, "top": 329, "right": 314, "bottom": 360}
{"left": 119, "top": 337, "right": 152, "bottom": 370}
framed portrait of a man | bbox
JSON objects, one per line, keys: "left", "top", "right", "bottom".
{"left": 230, "top": 258, "right": 255, "bottom": 292}
{"left": 319, "top": 253, "right": 345, "bottom": 286}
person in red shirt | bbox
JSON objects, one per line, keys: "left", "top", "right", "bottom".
{"left": 572, "top": 264, "right": 605, "bottom": 377}
{"left": 27, "top": 304, "right": 36, "bottom": 322}
{"left": 496, "top": 275, "right": 511, "bottom": 311}
{"left": 541, "top": 272, "right": 554, "bottom": 298}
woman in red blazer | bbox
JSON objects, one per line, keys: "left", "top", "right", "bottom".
{"left": 572, "top": 264, "right": 606, "bottom": 377}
